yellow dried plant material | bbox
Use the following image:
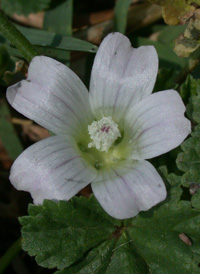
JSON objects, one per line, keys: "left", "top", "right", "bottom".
{"left": 150, "top": 0, "right": 199, "bottom": 25}
{"left": 174, "top": 9, "right": 200, "bottom": 57}
{"left": 174, "top": 35, "right": 200, "bottom": 57}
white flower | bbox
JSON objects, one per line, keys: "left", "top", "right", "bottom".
{"left": 6, "top": 33, "right": 191, "bottom": 219}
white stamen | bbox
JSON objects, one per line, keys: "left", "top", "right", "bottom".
{"left": 88, "top": 116, "right": 121, "bottom": 152}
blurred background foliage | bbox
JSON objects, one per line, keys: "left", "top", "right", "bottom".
{"left": 1, "top": 0, "right": 200, "bottom": 273}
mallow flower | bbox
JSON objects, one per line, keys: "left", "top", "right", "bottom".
{"left": 6, "top": 33, "right": 191, "bottom": 219}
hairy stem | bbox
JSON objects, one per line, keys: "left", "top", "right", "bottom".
{"left": 0, "top": 11, "right": 37, "bottom": 62}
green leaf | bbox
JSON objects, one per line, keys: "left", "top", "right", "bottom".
{"left": 20, "top": 196, "right": 120, "bottom": 270}
{"left": 14, "top": 25, "right": 97, "bottom": 54}
{"left": 191, "top": 190, "right": 200, "bottom": 210}
{"left": 5, "top": 44, "right": 70, "bottom": 63}
{"left": 1, "top": 25, "right": 97, "bottom": 62}
{"left": 180, "top": 75, "right": 200, "bottom": 104}
{"left": 114, "top": 0, "right": 132, "bottom": 34}
{"left": 177, "top": 76, "right": 200, "bottom": 186}
{"left": 124, "top": 170, "right": 200, "bottom": 274}
{"left": 158, "top": 25, "right": 186, "bottom": 46}
{"left": 43, "top": 0, "right": 73, "bottom": 65}
{"left": 176, "top": 124, "right": 200, "bottom": 186}
{"left": 1, "top": 0, "right": 51, "bottom": 16}
{"left": 55, "top": 239, "right": 116, "bottom": 274}
{"left": 20, "top": 172, "right": 200, "bottom": 273}
{"left": 0, "top": 98, "right": 23, "bottom": 160}
{"left": 43, "top": 0, "right": 73, "bottom": 36}
{"left": 153, "top": 68, "right": 178, "bottom": 92}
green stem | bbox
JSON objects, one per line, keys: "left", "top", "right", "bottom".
{"left": 175, "top": 47, "right": 200, "bottom": 86}
{"left": 0, "top": 11, "right": 37, "bottom": 62}
{"left": 0, "top": 238, "right": 22, "bottom": 274}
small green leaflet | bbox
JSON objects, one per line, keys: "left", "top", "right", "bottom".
{"left": 20, "top": 169, "right": 200, "bottom": 273}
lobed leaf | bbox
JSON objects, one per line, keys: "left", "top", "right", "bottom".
{"left": 20, "top": 196, "right": 120, "bottom": 270}
{"left": 20, "top": 172, "right": 200, "bottom": 273}
{"left": 177, "top": 76, "right": 200, "bottom": 184}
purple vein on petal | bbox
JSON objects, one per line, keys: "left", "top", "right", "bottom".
{"left": 53, "top": 94, "right": 81, "bottom": 122}
{"left": 128, "top": 102, "right": 169, "bottom": 133}
{"left": 131, "top": 122, "right": 163, "bottom": 142}
{"left": 138, "top": 138, "right": 167, "bottom": 150}
{"left": 54, "top": 155, "right": 80, "bottom": 170}
{"left": 113, "top": 169, "right": 139, "bottom": 211}
{"left": 56, "top": 181, "right": 81, "bottom": 195}
{"left": 57, "top": 166, "right": 86, "bottom": 184}
{"left": 32, "top": 140, "right": 56, "bottom": 154}
{"left": 37, "top": 146, "right": 71, "bottom": 163}
{"left": 32, "top": 155, "right": 81, "bottom": 189}
{"left": 56, "top": 165, "right": 91, "bottom": 193}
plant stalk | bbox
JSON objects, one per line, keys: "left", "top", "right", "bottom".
{"left": 0, "top": 11, "right": 37, "bottom": 62}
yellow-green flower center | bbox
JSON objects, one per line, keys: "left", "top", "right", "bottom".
{"left": 77, "top": 116, "right": 129, "bottom": 170}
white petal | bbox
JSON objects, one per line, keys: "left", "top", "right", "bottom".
{"left": 92, "top": 160, "right": 166, "bottom": 219}
{"left": 89, "top": 32, "right": 158, "bottom": 121}
{"left": 7, "top": 56, "right": 93, "bottom": 137}
{"left": 9, "top": 136, "right": 97, "bottom": 204}
{"left": 124, "top": 90, "right": 191, "bottom": 160}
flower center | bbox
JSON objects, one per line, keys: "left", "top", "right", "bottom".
{"left": 88, "top": 116, "right": 121, "bottom": 152}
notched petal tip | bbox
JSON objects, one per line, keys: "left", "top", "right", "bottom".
{"left": 89, "top": 32, "right": 159, "bottom": 120}
{"left": 92, "top": 160, "right": 167, "bottom": 220}
{"left": 104, "top": 31, "right": 130, "bottom": 42}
